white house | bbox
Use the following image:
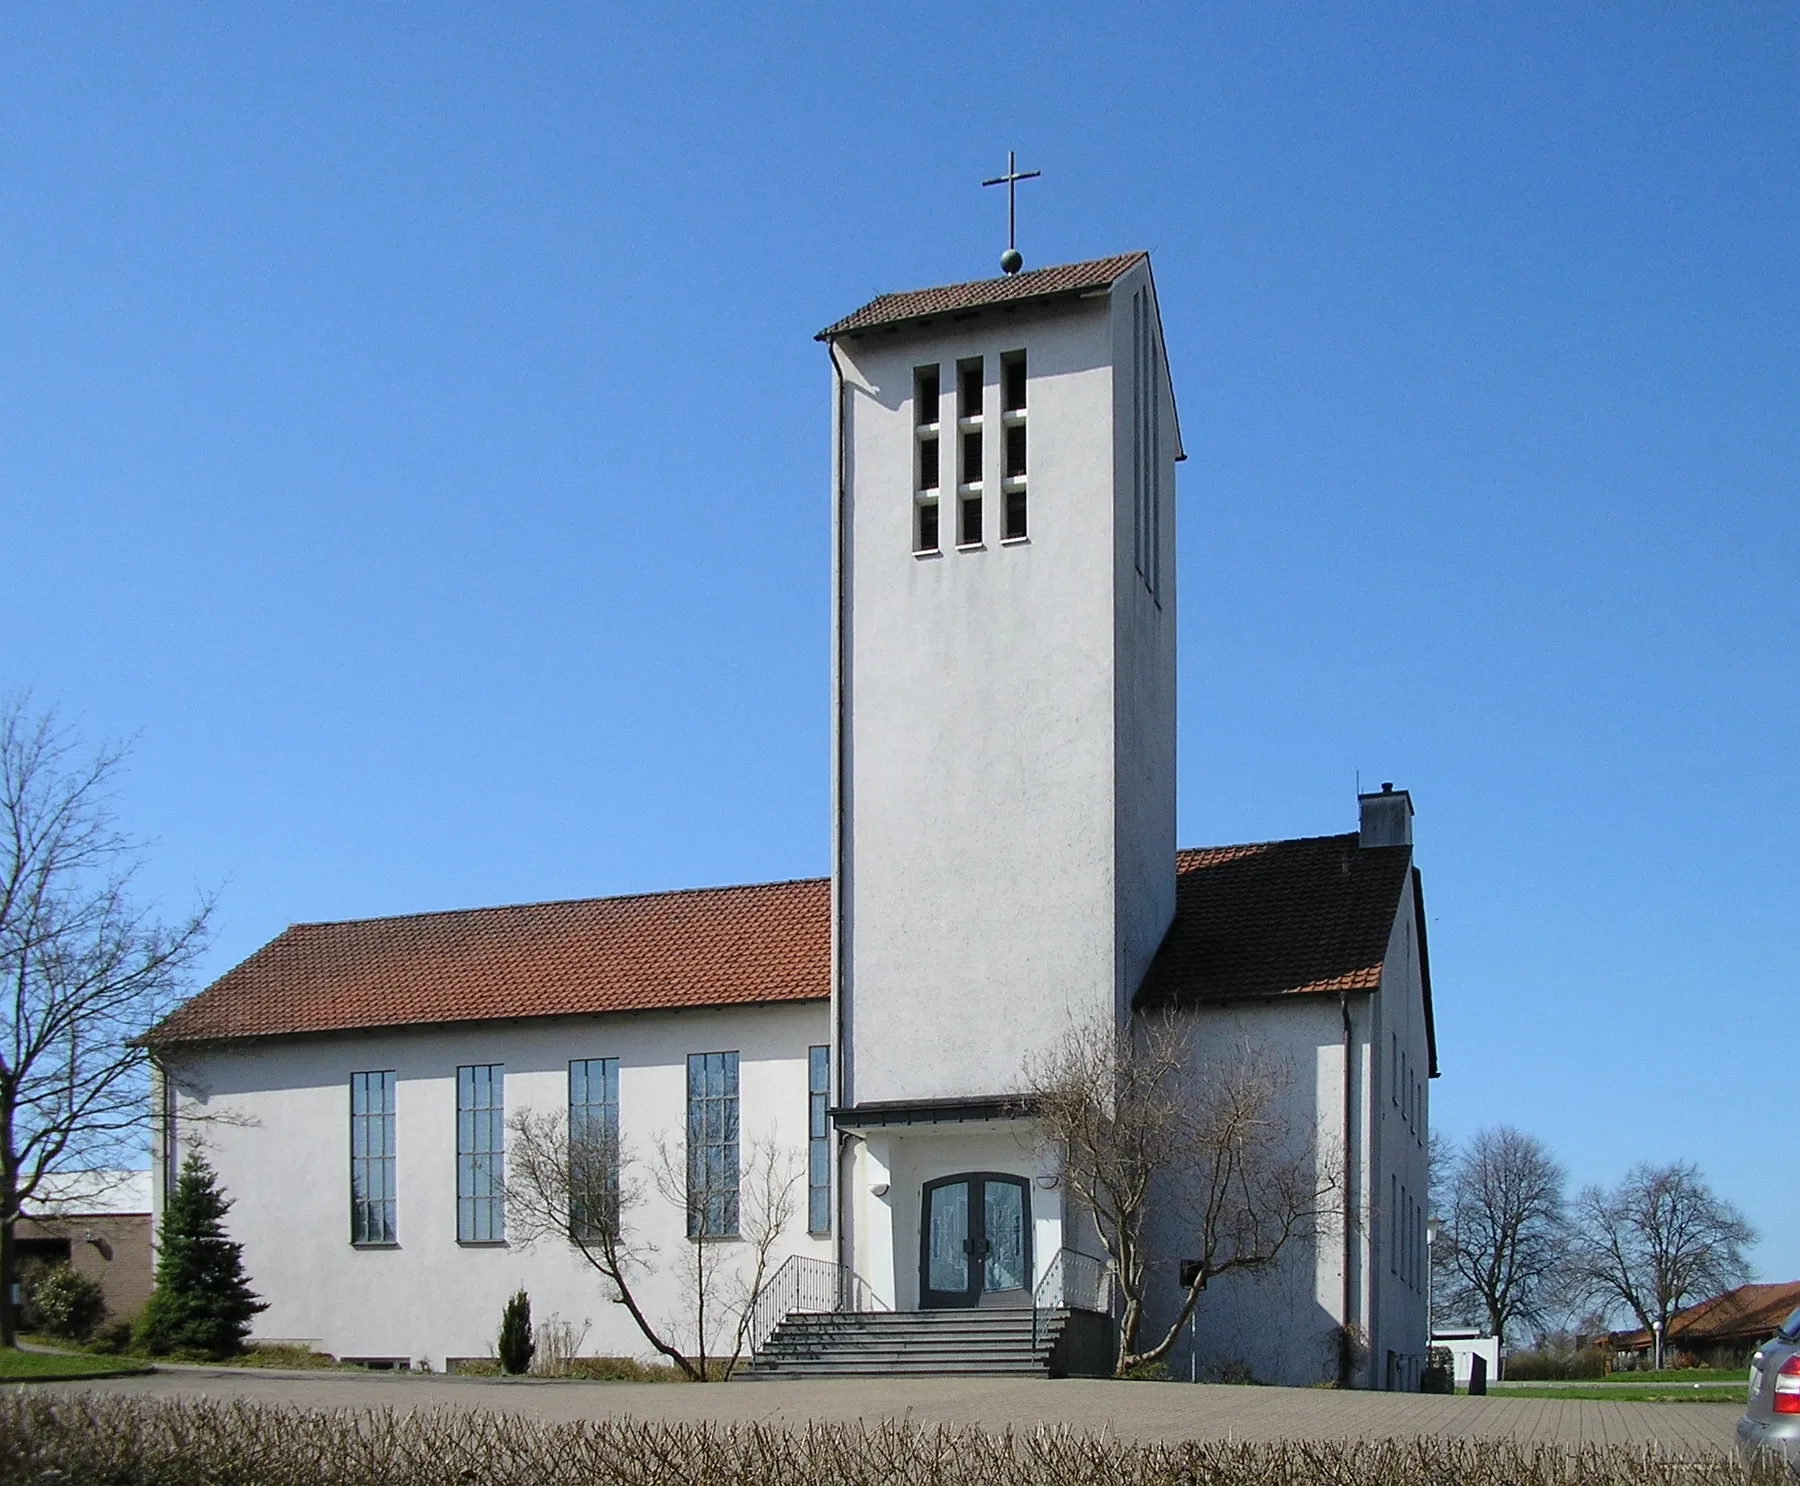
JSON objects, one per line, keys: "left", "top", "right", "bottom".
{"left": 148, "top": 251, "right": 1440, "bottom": 1385}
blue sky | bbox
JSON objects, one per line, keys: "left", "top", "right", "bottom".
{"left": 4, "top": 6, "right": 1794, "bottom": 1287}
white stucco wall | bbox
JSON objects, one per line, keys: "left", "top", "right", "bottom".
{"left": 156, "top": 1001, "right": 830, "bottom": 1369}
{"left": 1108, "top": 260, "right": 1179, "bottom": 1025}
{"left": 1139, "top": 996, "right": 1354, "bottom": 1388}
{"left": 1133, "top": 875, "right": 1433, "bottom": 1395}
{"left": 1370, "top": 870, "right": 1433, "bottom": 1390}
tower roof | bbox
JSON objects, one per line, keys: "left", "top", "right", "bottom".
{"left": 817, "top": 252, "right": 1147, "bottom": 340}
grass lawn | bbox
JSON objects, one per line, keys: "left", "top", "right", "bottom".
{"left": 1483, "top": 1383, "right": 1744, "bottom": 1402}
{"left": 0, "top": 1348, "right": 153, "bottom": 1380}
{"left": 1496, "top": 1367, "right": 1746, "bottom": 1385}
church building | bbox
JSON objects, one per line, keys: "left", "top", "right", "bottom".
{"left": 148, "top": 251, "right": 1439, "bottom": 1387}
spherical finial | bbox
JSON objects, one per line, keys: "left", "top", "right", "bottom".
{"left": 1000, "top": 247, "right": 1023, "bottom": 275}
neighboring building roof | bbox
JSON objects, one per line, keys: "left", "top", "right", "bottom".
{"left": 817, "top": 252, "right": 1147, "bottom": 340}
{"left": 148, "top": 877, "right": 830, "bottom": 1045}
{"left": 1135, "top": 834, "right": 1416, "bottom": 1011}
{"left": 25, "top": 1169, "right": 153, "bottom": 1216}
{"left": 1613, "top": 1282, "right": 1800, "bottom": 1351}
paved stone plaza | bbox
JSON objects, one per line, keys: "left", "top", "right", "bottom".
{"left": 33, "top": 1369, "right": 1743, "bottom": 1455}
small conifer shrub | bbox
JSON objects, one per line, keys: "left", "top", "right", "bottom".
{"left": 133, "top": 1151, "right": 267, "bottom": 1359}
{"left": 497, "top": 1289, "right": 535, "bottom": 1375}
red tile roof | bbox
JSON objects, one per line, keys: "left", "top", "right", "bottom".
{"left": 1614, "top": 1282, "right": 1800, "bottom": 1351}
{"left": 147, "top": 877, "right": 829, "bottom": 1045}
{"left": 151, "top": 833, "right": 1424, "bottom": 1046}
{"left": 817, "top": 253, "right": 1146, "bottom": 340}
{"left": 1135, "top": 834, "right": 1415, "bottom": 1009}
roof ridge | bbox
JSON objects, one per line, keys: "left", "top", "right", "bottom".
{"left": 283, "top": 873, "right": 829, "bottom": 933}
{"left": 1177, "top": 831, "right": 1363, "bottom": 854}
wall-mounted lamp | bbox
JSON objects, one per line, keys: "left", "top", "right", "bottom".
{"left": 869, "top": 1182, "right": 890, "bottom": 1198}
{"left": 1035, "top": 1174, "right": 1059, "bottom": 1190}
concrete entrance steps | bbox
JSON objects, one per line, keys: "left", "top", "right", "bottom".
{"left": 743, "top": 1307, "right": 1067, "bottom": 1379}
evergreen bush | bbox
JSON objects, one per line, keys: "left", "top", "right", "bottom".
{"left": 497, "top": 1289, "right": 535, "bottom": 1375}
{"left": 27, "top": 1264, "right": 107, "bottom": 1341}
{"left": 133, "top": 1151, "right": 267, "bottom": 1359}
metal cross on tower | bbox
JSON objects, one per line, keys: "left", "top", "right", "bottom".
{"left": 982, "top": 150, "right": 1041, "bottom": 275}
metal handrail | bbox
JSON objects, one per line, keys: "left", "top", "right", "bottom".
{"left": 747, "top": 1254, "right": 887, "bottom": 1359}
{"left": 1031, "top": 1247, "right": 1115, "bottom": 1349}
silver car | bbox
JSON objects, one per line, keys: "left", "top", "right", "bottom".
{"left": 1740, "top": 1305, "right": 1800, "bottom": 1469}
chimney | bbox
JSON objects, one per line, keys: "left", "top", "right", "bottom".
{"left": 1359, "top": 782, "right": 1413, "bottom": 848}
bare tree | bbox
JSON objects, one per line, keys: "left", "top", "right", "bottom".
{"left": 507, "top": 1107, "right": 803, "bottom": 1383}
{"left": 504, "top": 1107, "right": 698, "bottom": 1378}
{"left": 1567, "top": 1161, "right": 1755, "bottom": 1344}
{"left": 0, "top": 699, "right": 210, "bottom": 1348}
{"left": 1025, "top": 1015, "right": 1341, "bottom": 1377}
{"left": 652, "top": 1131, "right": 802, "bottom": 1380}
{"left": 1432, "top": 1126, "right": 1568, "bottom": 1346}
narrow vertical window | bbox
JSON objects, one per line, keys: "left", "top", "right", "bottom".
{"left": 958, "top": 358, "right": 983, "bottom": 420}
{"left": 808, "top": 1046, "right": 830, "bottom": 1235}
{"left": 917, "top": 500, "right": 940, "bottom": 554}
{"left": 568, "top": 1058, "right": 619, "bottom": 1241}
{"left": 350, "top": 1070, "right": 397, "bottom": 1246}
{"left": 916, "top": 365, "right": 940, "bottom": 427}
{"left": 915, "top": 365, "right": 941, "bottom": 555}
{"left": 456, "top": 1063, "right": 505, "bottom": 1243}
{"left": 1003, "top": 352, "right": 1026, "bottom": 412}
{"left": 1001, "top": 350, "right": 1027, "bottom": 541}
{"left": 686, "top": 1051, "right": 739, "bottom": 1237}
{"left": 1132, "top": 293, "right": 1144, "bottom": 581}
{"left": 1400, "top": 1184, "right": 1409, "bottom": 1285}
{"left": 1390, "top": 1173, "right": 1398, "bottom": 1274}
{"left": 957, "top": 357, "right": 984, "bottom": 549}
{"left": 1150, "top": 329, "right": 1162, "bottom": 597}
{"left": 960, "top": 428, "right": 983, "bottom": 487}
{"left": 959, "top": 492, "right": 983, "bottom": 546}
{"left": 1004, "top": 423, "right": 1027, "bottom": 480}
{"left": 1004, "top": 490, "right": 1027, "bottom": 542}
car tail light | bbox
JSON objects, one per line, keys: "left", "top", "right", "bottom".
{"left": 1775, "top": 1355, "right": 1800, "bottom": 1415}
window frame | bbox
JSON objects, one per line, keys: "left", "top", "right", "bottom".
{"left": 807, "top": 1045, "right": 830, "bottom": 1235}
{"left": 568, "top": 1057, "right": 620, "bottom": 1243}
{"left": 456, "top": 1063, "right": 506, "bottom": 1245}
{"left": 350, "top": 1070, "right": 398, "bottom": 1247}
{"left": 686, "top": 1051, "right": 740, "bottom": 1239}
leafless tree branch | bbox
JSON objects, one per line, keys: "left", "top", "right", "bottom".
{"left": 0, "top": 696, "right": 211, "bottom": 1347}
{"left": 503, "top": 1106, "right": 698, "bottom": 1379}
{"left": 1432, "top": 1126, "right": 1568, "bottom": 1346}
{"left": 1024, "top": 1014, "right": 1340, "bottom": 1376}
{"left": 1566, "top": 1161, "right": 1754, "bottom": 1339}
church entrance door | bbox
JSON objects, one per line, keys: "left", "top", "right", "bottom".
{"left": 919, "top": 1173, "right": 1031, "bottom": 1308}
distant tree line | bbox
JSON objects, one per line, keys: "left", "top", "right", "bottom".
{"left": 1428, "top": 1125, "right": 1756, "bottom": 1350}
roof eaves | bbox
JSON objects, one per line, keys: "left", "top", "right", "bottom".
{"left": 145, "top": 987, "right": 832, "bottom": 1049}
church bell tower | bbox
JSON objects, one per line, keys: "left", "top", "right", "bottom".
{"left": 819, "top": 252, "right": 1181, "bottom": 1306}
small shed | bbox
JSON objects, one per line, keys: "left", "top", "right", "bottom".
{"left": 1431, "top": 1327, "right": 1502, "bottom": 1386}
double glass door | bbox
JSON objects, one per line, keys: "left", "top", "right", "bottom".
{"left": 920, "top": 1173, "right": 1031, "bottom": 1308}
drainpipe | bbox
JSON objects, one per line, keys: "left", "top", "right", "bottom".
{"left": 1340, "top": 991, "right": 1356, "bottom": 1386}
{"left": 827, "top": 337, "right": 852, "bottom": 1278}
